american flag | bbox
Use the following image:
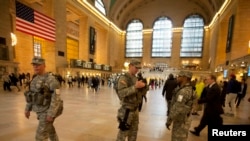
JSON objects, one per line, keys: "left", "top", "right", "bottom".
{"left": 15, "top": 1, "right": 56, "bottom": 42}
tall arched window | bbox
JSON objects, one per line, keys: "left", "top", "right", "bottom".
{"left": 180, "top": 14, "right": 204, "bottom": 57}
{"left": 94, "top": 0, "right": 106, "bottom": 15}
{"left": 152, "top": 17, "right": 173, "bottom": 57}
{"left": 125, "top": 20, "right": 143, "bottom": 57}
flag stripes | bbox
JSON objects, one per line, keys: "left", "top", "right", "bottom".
{"left": 15, "top": 1, "right": 56, "bottom": 42}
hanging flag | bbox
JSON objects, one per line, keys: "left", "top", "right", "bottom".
{"left": 15, "top": 1, "right": 56, "bottom": 42}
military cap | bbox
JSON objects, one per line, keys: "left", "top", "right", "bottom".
{"left": 178, "top": 71, "right": 193, "bottom": 78}
{"left": 31, "top": 57, "right": 45, "bottom": 65}
{"left": 129, "top": 59, "right": 141, "bottom": 69}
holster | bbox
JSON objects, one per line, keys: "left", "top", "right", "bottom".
{"left": 118, "top": 108, "right": 131, "bottom": 131}
{"left": 36, "top": 93, "right": 44, "bottom": 105}
{"left": 24, "top": 91, "right": 32, "bottom": 102}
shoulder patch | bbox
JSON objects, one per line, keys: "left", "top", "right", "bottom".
{"left": 177, "top": 95, "right": 183, "bottom": 102}
{"left": 55, "top": 89, "right": 60, "bottom": 95}
{"left": 120, "top": 80, "right": 127, "bottom": 85}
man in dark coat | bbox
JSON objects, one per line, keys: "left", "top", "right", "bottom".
{"left": 235, "top": 78, "right": 247, "bottom": 108}
{"left": 190, "top": 74, "right": 224, "bottom": 136}
{"left": 224, "top": 74, "right": 240, "bottom": 116}
{"left": 162, "top": 73, "right": 178, "bottom": 116}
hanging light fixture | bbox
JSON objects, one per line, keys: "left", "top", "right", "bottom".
{"left": 11, "top": 33, "right": 17, "bottom": 46}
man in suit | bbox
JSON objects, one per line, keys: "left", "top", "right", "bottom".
{"left": 190, "top": 74, "right": 224, "bottom": 136}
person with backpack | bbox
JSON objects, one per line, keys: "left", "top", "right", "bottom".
{"left": 24, "top": 57, "right": 63, "bottom": 141}
{"left": 224, "top": 74, "right": 241, "bottom": 117}
{"left": 116, "top": 59, "right": 146, "bottom": 141}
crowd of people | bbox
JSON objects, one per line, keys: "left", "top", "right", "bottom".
{"left": 1, "top": 70, "right": 107, "bottom": 94}
{"left": 1, "top": 71, "right": 31, "bottom": 92}
{"left": 1, "top": 57, "right": 250, "bottom": 141}
{"left": 161, "top": 72, "right": 249, "bottom": 140}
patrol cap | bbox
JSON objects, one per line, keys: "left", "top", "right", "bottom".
{"left": 129, "top": 59, "right": 141, "bottom": 69}
{"left": 31, "top": 57, "right": 45, "bottom": 65}
{"left": 178, "top": 71, "right": 192, "bottom": 78}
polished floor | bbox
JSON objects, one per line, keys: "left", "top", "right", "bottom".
{"left": 0, "top": 83, "right": 250, "bottom": 141}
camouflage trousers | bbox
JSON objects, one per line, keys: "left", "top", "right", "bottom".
{"left": 116, "top": 109, "right": 139, "bottom": 141}
{"left": 171, "top": 116, "right": 192, "bottom": 141}
{"left": 36, "top": 112, "right": 59, "bottom": 141}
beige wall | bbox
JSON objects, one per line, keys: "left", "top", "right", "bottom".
{"left": 213, "top": 0, "right": 250, "bottom": 73}
{"left": 2, "top": 0, "right": 250, "bottom": 77}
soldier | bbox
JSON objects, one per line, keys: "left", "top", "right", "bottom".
{"left": 166, "top": 71, "right": 195, "bottom": 141}
{"left": 24, "top": 57, "right": 63, "bottom": 141}
{"left": 116, "top": 59, "right": 146, "bottom": 141}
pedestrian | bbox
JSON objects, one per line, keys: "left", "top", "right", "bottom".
{"left": 248, "top": 97, "right": 250, "bottom": 119}
{"left": 24, "top": 57, "right": 63, "bottom": 141}
{"left": 235, "top": 78, "right": 247, "bottom": 108}
{"left": 224, "top": 74, "right": 241, "bottom": 117}
{"left": 220, "top": 81, "right": 228, "bottom": 107}
{"left": 191, "top": 77, "right": 205, "bottom": 115}
{"left": 9, "top": 73, "right": 21, "bottom": 91}
{"left": 165, "top": 71, "right": 195, "bottom": 141}
{"left": 137, "top": 72, "right": 149, "bottom": 112}
{"left": 2, "top": 72, "right": 11, "bottom": 91}
{"left": 190, "top": 74, "right": 224, "bottom": 136}
{"left": 162, "top": 73, "right": 178, "bottom": 116}
{"left": 116, "top": 59, "right": 146, "bottom": 141}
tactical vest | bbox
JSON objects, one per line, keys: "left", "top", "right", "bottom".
{"left": 118, "top": 73, "right": 139, "bottom": 110}
{"left": 24, "top": 74, "right": 52, "bottom": 106}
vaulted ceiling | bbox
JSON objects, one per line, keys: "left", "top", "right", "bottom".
{"left": 103, "top": 0, "right": 226, "bottom": 30}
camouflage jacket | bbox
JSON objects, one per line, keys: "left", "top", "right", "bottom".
{"left": 25, "top": 73, "right": 61, "bottom": 117}
{"left": 168, "top": 83, "right": 195, "bottom": 121}
{"left": 117, "top": 73, "right": 141, "bottom": 110}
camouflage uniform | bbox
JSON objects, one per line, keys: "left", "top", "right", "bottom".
{"left": 25, "top": 58, "right": 62, "bottom": 141}
{"left": 166, "top": 71, "right": 195, "bottom": 141}
{"left": 116, "top": 73, "right": 142, "bottom": 141}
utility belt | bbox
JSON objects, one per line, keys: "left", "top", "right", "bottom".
{"left": 121, "top": 102, "right": 138, "bottom": 111}
{"left": 123, "top": 106, "right": 138, "bottom": 112}
{"left": 24, "top": 91, "right": 51, "bottom": 106}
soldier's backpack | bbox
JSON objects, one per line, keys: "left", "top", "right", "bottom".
{"left": 113, "top": 74, "right": 122, "bottom": 94}
{"left": 55, "top": 99, "right": 63, "bottom": 118}
{"left": 26, "top": 73, "right": 64, "bottom": 118}
{"left": 114, "top": 73, "right": 133, "bottom": 100}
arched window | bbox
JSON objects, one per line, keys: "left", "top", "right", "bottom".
{"left": 180, "top": 14, "right": 204, "bottom": 57}
{"left": 152, "top": 17, "right": 173, "bottom": 57}
{"left": 33, "top": 36, "right": 43, "bottom": 57}
{"left": 125, "top": 20, "right": 143, "bottom": 57}
{"left": 94, "top": 0, "right": 106, "bottom": 15}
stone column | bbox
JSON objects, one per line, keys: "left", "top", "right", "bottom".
{"left": 53, "top": 0, "right": 67, "bottom": 68}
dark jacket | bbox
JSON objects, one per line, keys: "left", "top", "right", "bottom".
{"left": 240, "top": 83, "right": 247, "bottom": 98}
{"left": 162, "top": 77, "right": 178, "bottom": 100}
{"left": 227, "top": 78, "right": 240, "bottom": 94}
{"left": 198, "top": 83, "right": 224, "bottom": 115}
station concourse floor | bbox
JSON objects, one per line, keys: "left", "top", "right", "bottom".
{"left": 0, "top": 84, "right": 250, "bottom": 141}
